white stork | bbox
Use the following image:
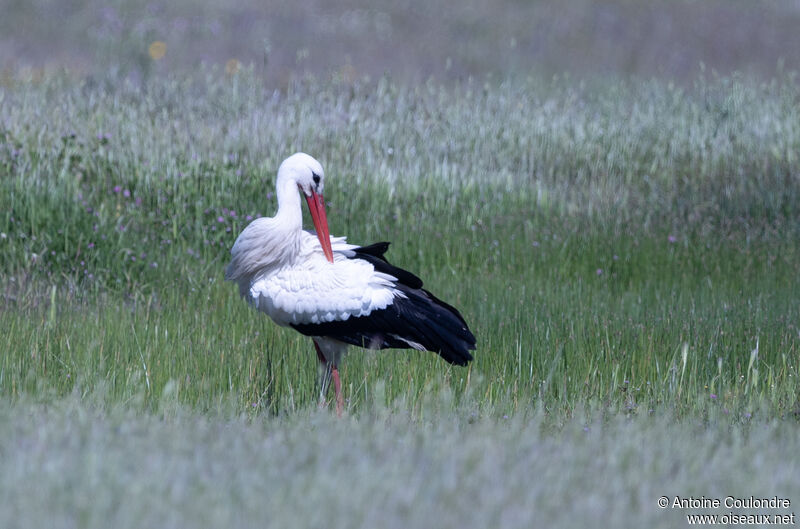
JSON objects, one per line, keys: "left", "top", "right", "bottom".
{"left": 225, "top": 153, "right": 475, "bottom": 414}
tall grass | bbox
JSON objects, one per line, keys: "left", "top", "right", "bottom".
{"left": 1, "top": 69, "right": 799, "bottom": 418}
{"left": 1, "top": 396, "right": 799, "bottom": 529}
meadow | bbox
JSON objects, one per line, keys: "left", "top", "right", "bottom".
{"left": 5, "top": 0, "right": 800, "bottom": 83}
{"left": 1, "top": 65, "right": 799, "bottom": 525}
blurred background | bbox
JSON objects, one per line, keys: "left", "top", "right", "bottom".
{"left": 2, "top": 0, "right": 800, "bottom": 85}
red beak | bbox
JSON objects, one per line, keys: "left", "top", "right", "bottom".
{"left": 304, "top": 190, "right": 334, "bottom": 263}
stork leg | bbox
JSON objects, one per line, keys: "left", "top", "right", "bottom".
{"left": 314, "top": 341, "right": 343, "bottom": 416}
{"left": 330, "top": 365, "right": 343, "bottom": 417}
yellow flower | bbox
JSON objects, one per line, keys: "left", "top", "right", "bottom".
{"left": 225, "top": 59, "right": 241, "bottom": 75}
{"left": 148, "top": 41, "right": 167, "bottom": 60}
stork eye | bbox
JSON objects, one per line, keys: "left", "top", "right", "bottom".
{"left": 312, "top": 173, "right": 321, "bottom": 185}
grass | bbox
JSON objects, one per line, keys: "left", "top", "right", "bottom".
{"left": 2, "top": 232, "right": 798, "bottom": 417}
{"left": 1, "top": 66, "right": 799, "bottom": 525}
{"left": 1, "top": 69, "right": 798, "bottom": 417}
{"left": 4, "top": 0, "right": 800, "bottom": 83}
{"left": 2, "top": 396, "right": 799, "bottom": 529}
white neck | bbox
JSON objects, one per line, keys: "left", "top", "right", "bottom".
{"left": 267, "top": 174, "right": 305, "bottom": 268}
{"left": 224, "top": 174, "right": 304, "bottom": 286}
{"left": 274, "top": 173, "right": 303, "bottom": 233}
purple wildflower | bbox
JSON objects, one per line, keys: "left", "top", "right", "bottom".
{"left": 113, "top": 185, "right": 122, "bottom": 193}
{"left": 668, "top": 235, "right": 677, "bottom": 243}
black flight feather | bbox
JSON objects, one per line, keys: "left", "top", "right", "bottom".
{"left": 291, "top": 242, "right": 475, "bottom": 366}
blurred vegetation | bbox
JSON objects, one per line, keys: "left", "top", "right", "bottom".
{"left": 2, "top": 0, "right": 800, "bottom": 85}
{"left": 2, "top": 396, "right": 800, "bottom": 529}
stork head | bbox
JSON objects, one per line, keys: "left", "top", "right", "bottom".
{"left": 278, "top": 153, "right": 334, "bottom": 263}
{"left": 279, "top": 152, "right": 325, "bottom": 197}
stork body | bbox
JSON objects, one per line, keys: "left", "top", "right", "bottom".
{"left": 225, "top": 153, "right": 475, "bottom": 413}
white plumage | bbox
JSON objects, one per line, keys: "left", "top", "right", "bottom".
{"left": 247, "top": 232, "right": 401, "bottom": 326}
{"left": 225, "top": 153, "right": 475, "bottom": 414}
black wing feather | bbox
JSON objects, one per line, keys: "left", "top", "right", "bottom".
{"left": 349, "top": 242, "right": 424, "bottom": 289}
{"left": 291, "top": 242, "right": 475, "bottom": 366}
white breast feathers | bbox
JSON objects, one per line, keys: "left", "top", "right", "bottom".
{"left": 246, "top": 232, "right": 401, "bottom": 326}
